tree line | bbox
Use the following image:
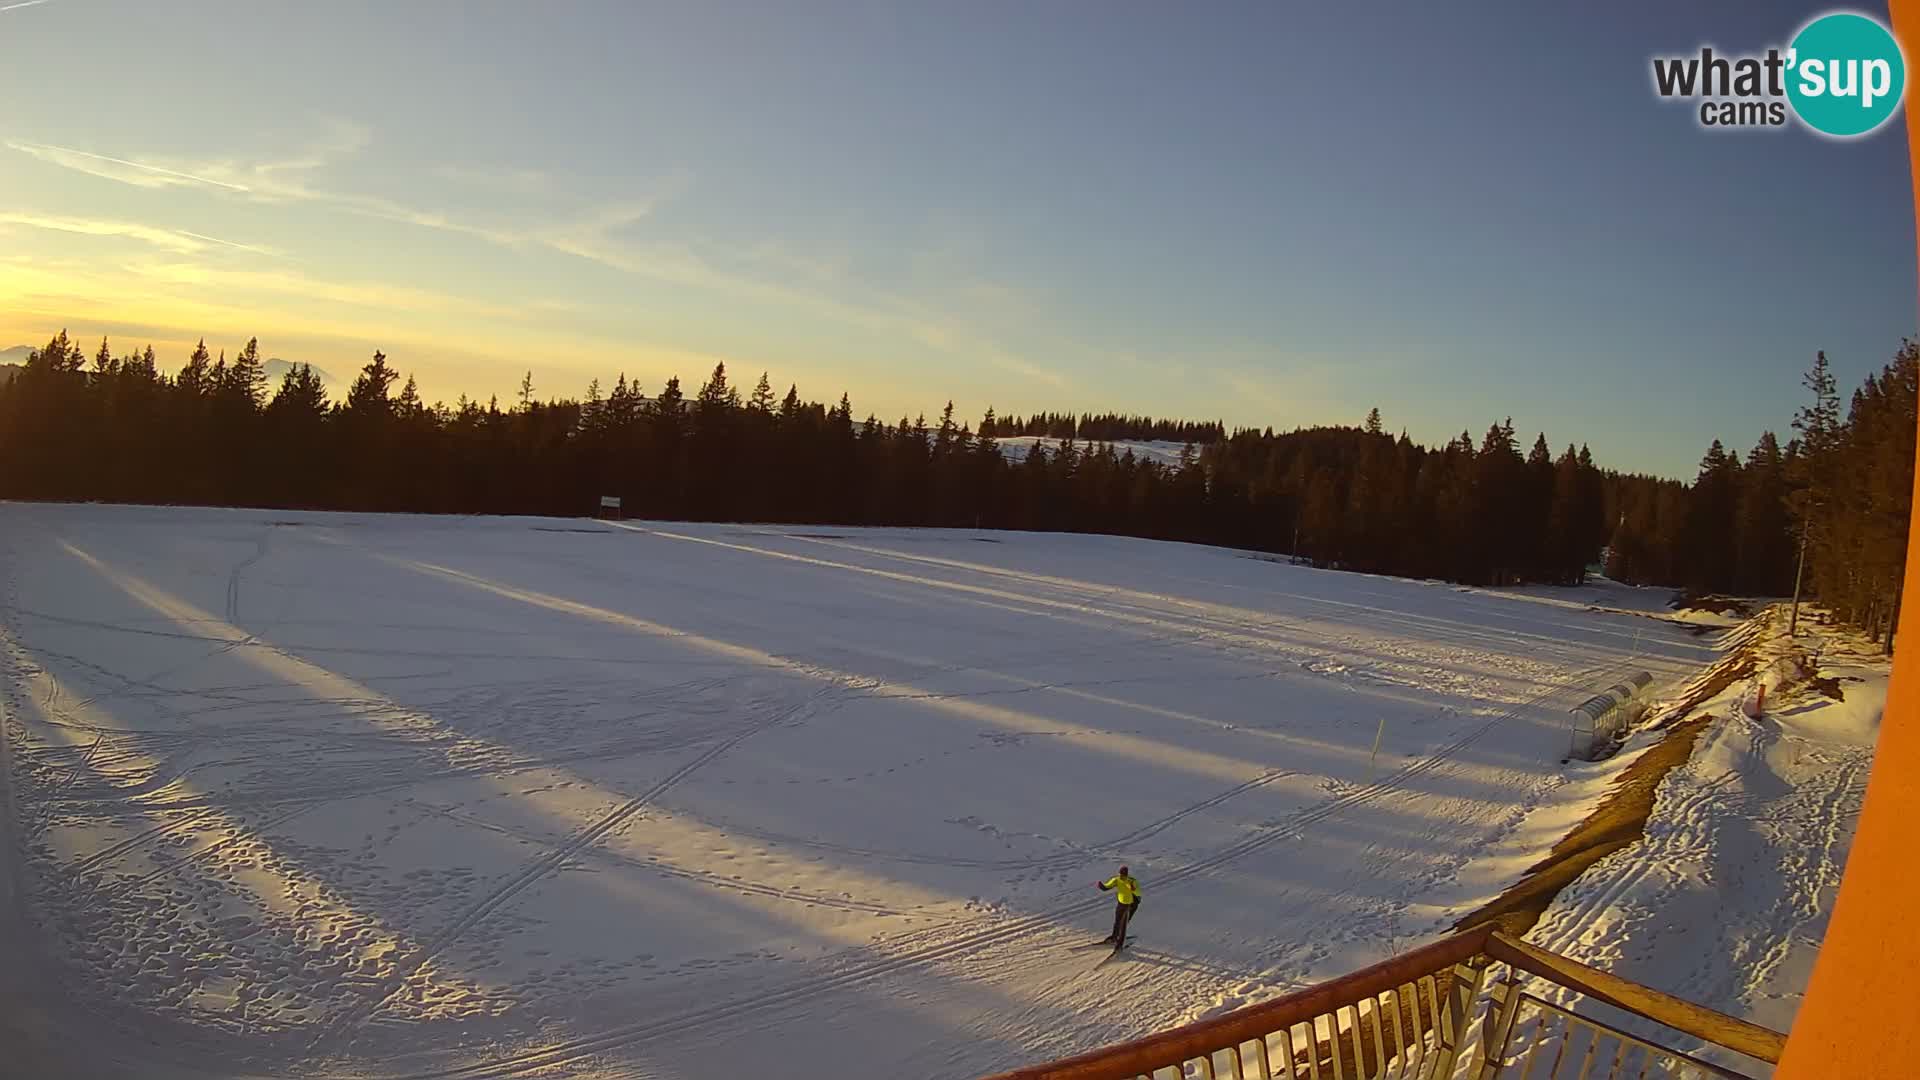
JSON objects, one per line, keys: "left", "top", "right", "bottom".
{"left": 0, "top": 330, "right": 1909, "bottom": 641}
{"left": 980, "top": 411, "right": 1225, "bottom": 444}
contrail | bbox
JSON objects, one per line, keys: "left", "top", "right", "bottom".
{"left": 0, "top": 0, "right": 56, "bottom": 12}
{"left": 177, "top": 230, "right": 279, "bottom": 257}
{"left": 6, "top": 140, "right": 251, "bottom": 192}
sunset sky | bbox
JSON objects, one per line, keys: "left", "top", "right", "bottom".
{"left": 2, "top": 1, "right": 1913, "bottom": 477}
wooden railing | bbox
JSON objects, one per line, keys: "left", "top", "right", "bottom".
{"left": 977, "top": 929, "right": 1785, "bottom": 1080}
{"left": 979, "top": 927, "right": 1496, "bottom": 1080}
{"left": 1480, "top": 935, "right": 1785, "bottom": 1070}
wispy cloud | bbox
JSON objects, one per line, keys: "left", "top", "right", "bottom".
{"left": 175, "top": 230, "right": 280, "bottom": 257}
{"left": 6, "top": 122, "right": 1073, "bottom": 389}
{"left": 6, "top": 121, "right": 537, "bottom": 249}
{"left": 122, "top": 261, "right": 535, "bottom": 322}
{"left": 0, "top": 212, "right": 268, "bottom": 256}
{"left": 7, "top": 141, "right": 250, "bottom": 191}
{"left": 0, "top": 0, "right": 57, "bottom": 12}
{"left": 523, "top": 184, "right": 1071, "bottom": 389}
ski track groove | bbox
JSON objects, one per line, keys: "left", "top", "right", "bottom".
{"left": 308, "top": 688, "right": 837, "bottom": 1054}
{"left": 786, "top": 533, "right": 1679, "bottom": 670}
{"left": 33, "top": 707, "right": 774, "bottom": 886}
{"left": 399, "top": 796, "right": 918, "bottom": 918}
{"left": 226, "top": 528, "right": 273, "bottom": 624}
{"left": 704, "top": 765, "right": 1308, "bottom": 874}
{"left": 623, "top": 526, "right": 1619, "bottom": 697}
{"left": 1740, "top": 752, "right": 1870, "bottom": 1000}
{"left": 388, "top": 660, "right": 1627, "bottom": 1080}
{"left": 1530, "top": 768, "right": 1743, "bottom": 957}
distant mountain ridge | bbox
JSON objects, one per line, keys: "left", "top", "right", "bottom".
{"left": 1, "top": 345, "right": 29, "bottom": 387}
{"left": 264, "top": 358, "right": 336, "bottom": 387}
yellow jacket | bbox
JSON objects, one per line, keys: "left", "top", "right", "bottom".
{"left": 1101, "top": 874, "right": 1141, "bottom": 905}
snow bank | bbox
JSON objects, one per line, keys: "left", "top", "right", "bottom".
{"left": 1520, "top": 613, "right": 1885, "bottom": 1074}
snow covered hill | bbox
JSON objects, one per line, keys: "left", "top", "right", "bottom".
{"left": 0, "top": 504, "right": 1737, "bottom": 1078}
{"left": 989, "top": 436, "right": 1194, "bottom": 467}
{"left": 263, "top": 357, "right": 336, "bottom": 388}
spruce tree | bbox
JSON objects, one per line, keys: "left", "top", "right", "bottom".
{"left": 226, "top": 337, "right": 266, "bottom": 410}
{"left": 178, "top": 339, "right": 214, "bottom": 397}
{"left": 346, "top": 351, "right": 399, "bottom": 417}
{"left": 749, "top": 372, "right": 776, "bottom": 413}
{"left": 1734, "top": 432, "right": 1793, "bottom": 594}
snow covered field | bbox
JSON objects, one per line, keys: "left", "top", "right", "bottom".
{"left": 0, "top": 504, "right": 1726, "bottom": 1079}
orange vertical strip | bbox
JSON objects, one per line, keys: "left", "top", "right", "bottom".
{"left": 1774, "top": 5, "right": 1920, "bottom": 1074}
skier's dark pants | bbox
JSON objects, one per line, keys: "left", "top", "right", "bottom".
{"left": 1110, "top": 899, "right": 1138, "bottom": 943}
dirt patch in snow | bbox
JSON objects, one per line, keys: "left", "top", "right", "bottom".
{"left": 1646, "top": 654, "right": 1757, "bottom": 729}
{"left": 1671, "top": 594, "right": 1755, "bottom": 619}
{"left": 1453, "top": 717, "right": 1713, "bottom": 938}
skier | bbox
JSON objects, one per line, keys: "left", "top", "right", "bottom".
{"left": 1097, "top": 865, "right": 1142, "bottom": 947}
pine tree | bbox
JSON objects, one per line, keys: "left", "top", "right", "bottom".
{"left": 268, "top": 363, "right": 329, "bottom": 417}
{"left": 655, "top": 377, "right": 685, "bottom": 422}
{"left": 395, "top": 375, "right": 423, "bottom": 420}
{"left": 178, "top": 339, "right": 214, "bottom": 397}
{"left": 696, "top": 362, "right": 737, "bottom": 413}
{"left": 976, "top": 409, "right": 1000, "bottom": 459}
{"left": 1789, "top": 350, "right": 1843, "bottom": 525}
{"left": 1468, "top": 419, "right": 1523, "bottom": 584}
{"left": 1785, "top": 351, "right": 1844, "bottom": 627}
{"left": 1545, "top": 445, "right": 1585, "bottom": 584}
{"left": 934, "top": 400, "right": 958, "bottom": 458}
{"left": 265, "top": 363, "right": 330, "bottom": 506}
{"left": 346, "top": 351, "right": 399, "bottom": 417}
{"left": 1525, "top": 433, "right": 1554, "bottom": 578}
{"left": 749, "top": 372, "right": 776, "bottom": 413}
{"left": 1734, "top": 432, "right": 1793, "bottom": 594}
{"left": 226, "top": 337, "right": 266, "bottom": 410}
{"left": 1682, "top": 439, "right": 1741, "bottom": 593}
{"left": 92, "top": 336, "right": 117, "bottom": 377}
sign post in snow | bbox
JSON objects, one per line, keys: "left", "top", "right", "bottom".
{"left": 598, "top": 495, "right": 622, "bottom": 520}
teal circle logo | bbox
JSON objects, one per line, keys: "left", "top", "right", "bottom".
{"left": 1786, "top": 11, "right": 1906, "bottom": 137}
